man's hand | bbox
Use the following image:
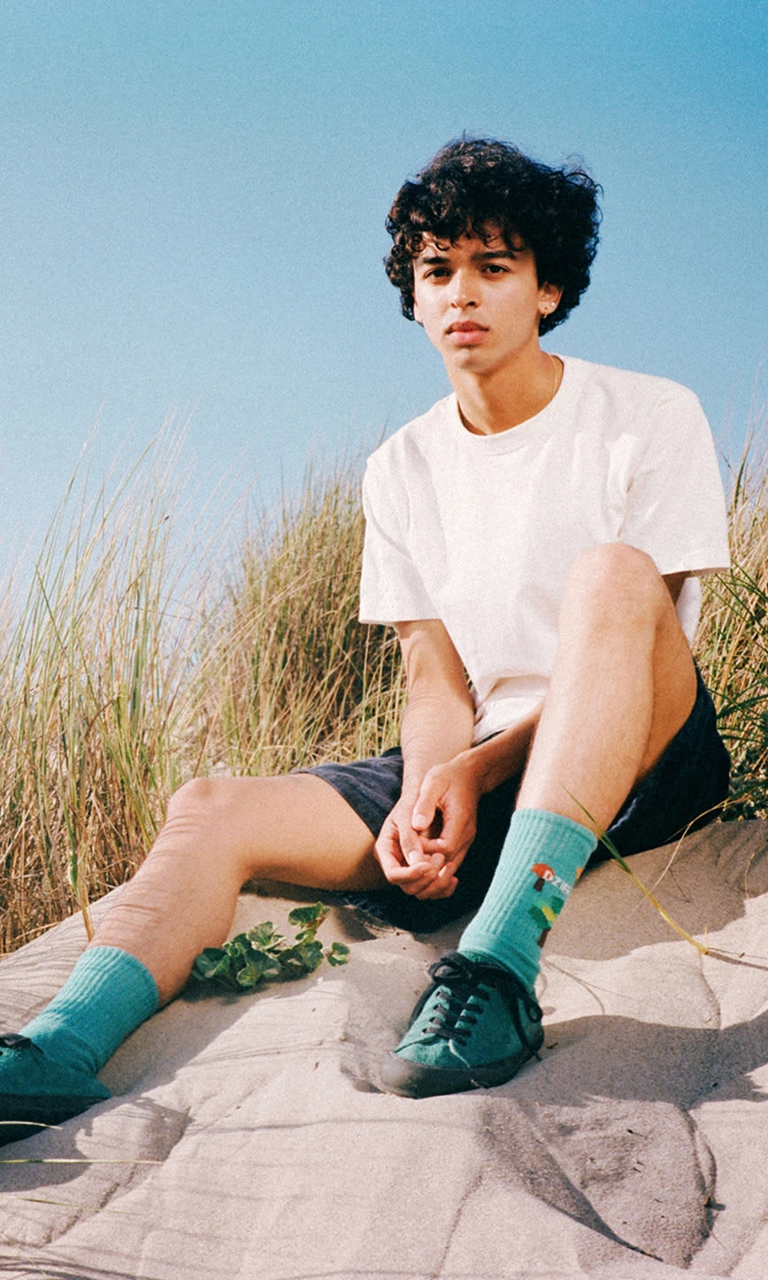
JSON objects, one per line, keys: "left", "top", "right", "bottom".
{"left": 374, "top": 794, "right": 447, "bottom": 898}
{"left": 377, "top": 618, "right": 478, "bottom": 900}
{"left": 374, "top": 755, "right": 481, "bottom": 900}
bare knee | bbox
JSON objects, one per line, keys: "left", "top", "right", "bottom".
{"left": 563, "top": 543, "right": 668, "bottom": 623}
{"left": 167, "top": 775, "right": 235, "bottom": 821}
{"left": 161, "top": 776, "right": 261, "bottom": 878}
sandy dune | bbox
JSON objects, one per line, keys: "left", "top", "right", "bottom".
{"left": 1, "top": 818, "right": 768, "bottom": 1279}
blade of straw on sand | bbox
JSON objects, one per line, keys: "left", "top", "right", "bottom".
{"left": 18, "top": 1197, "right": 141, "bottom": 1214}
{"left": 567, "top": 792, "right": 708, "bottom": 954}
{"left": 0, "top": 1158, "right": 162, "bottom": 1164}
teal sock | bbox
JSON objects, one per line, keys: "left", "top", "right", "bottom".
{"left": 460, "top": 808, "right": 597, "bottom": 990}
{"left": 22, "top": 946, "right": 159, "bottom": 1077}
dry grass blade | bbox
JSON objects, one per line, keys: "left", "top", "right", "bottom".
{"left": 0, "top": 422, "right": 214, "bottom": 949}
{"left": 200, "top": 458, "right": 404, "bottom": 777}
{"left": 0, "top": 434, "right": 403, "bottom": 952}
{"left": 0, "top": 1158, "right": 162, "bottom": 1165}
{"left": 566, "top": 793, "right": 710, "bottom": 953}
{"left": 696, "top": 410, "right": 768, "bottom": 820}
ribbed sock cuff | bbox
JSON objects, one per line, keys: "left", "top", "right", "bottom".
{"left": 23, "top": 946, "right": 159, "bottom": 1077}
{"left": 460, "top": 808, "right": 597, "bottom": 987}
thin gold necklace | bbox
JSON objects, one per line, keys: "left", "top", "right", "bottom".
{"left": 547, "top": 352, "right": 562, "bottom": 404}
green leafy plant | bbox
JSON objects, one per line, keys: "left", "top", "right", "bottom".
{"left": 192, "top": 903, "right": 349, "bottom": 992}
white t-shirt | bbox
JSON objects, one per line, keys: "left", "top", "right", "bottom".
{"left": 359, "top": 356, "right": 730, "bottom": 743}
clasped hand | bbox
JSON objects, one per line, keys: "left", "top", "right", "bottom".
{"left": 374, "top": 755, "right": 480, "bottom": 900}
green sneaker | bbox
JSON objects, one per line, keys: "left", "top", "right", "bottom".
{"left": 0, "top": 1033, "right": 110, "bottom": 1147}
{"left": 380, "top": 952, "right": 544, "bottom": 1098}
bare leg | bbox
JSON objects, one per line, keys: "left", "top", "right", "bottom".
{"left": 517, "top": 542, "right": 698, "bottom": 830}
{"left": 93, "top": 774, "right": 383, "bottom": 1005}
{"left": 382, "top": 545, "right": 703, "bottom": 1098}
{"left": 92, "top": 546, "right": 695, "bottom": 1006}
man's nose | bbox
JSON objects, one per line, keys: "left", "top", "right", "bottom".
{"left": 448, "top": 269, "right": 478, "bottom": 307}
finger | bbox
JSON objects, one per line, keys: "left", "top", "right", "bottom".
{"left": 415, "top": 873, "right": 458, "bottom": 900}
{"left": 404, "top": 845, "right": 444, "bottom": 869}
{"left": 420, "top": 821, "right": 474, "bottom": 867}
{"left": 374, "top": 828, "right": 402, "bottom": 874}
{"left": 388, "top": 863, "right": 442, "bottom": 896}
{"left": 428, "top": 854, "right": 463, "bottom": 887}
{"left": 413, "top": 853, "right": 461, "bottom": 900}
{"left": 376, "top": 832, "right": 441, "bottom": 886}
{"left": 386, "top": 851, "right": 443, "bottom": 882}
{"left": 419, "top": 829, "right": 471, "bottom": 857}
{"left": 375, "top": 828, "right": 418, "bottom": 880}
{"left": 399, "top": 826, "right": 444, "bottom": 869}
{"left": 410, "top": 773, "right": 444, "bottom": 833}
{"left": 429, "top": 799, "right": 476, "bottom": 851}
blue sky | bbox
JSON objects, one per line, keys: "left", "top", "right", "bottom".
{"left": 0, "top": 0, "right": 766, "bottom": 563}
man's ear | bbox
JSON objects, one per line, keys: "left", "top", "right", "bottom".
{"left": 540, "top": 282, "right": 563, "bottom": 312}
{"left": 412, "top": 297, "right": 422, "bottom": 325}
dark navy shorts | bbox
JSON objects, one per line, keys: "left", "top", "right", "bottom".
{"left": 304, "top": 666, "right": 730, "bottom": 933}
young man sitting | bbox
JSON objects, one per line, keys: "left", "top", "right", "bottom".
{"left": 0, "top": 137, "right": 730, "bottom": 1133}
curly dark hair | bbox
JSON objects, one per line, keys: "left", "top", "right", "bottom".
{"left": 385, "top": 137, "right": 602, "bottom": 334}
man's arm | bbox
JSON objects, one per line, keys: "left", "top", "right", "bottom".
{"left": 395, "top": 567, "right": 692, "bottom": 899}
{"left": 373, "top": 619, "right": 475, "bottom": 898}
{"left": 400, "top": 703, "right": 541, "bottom": 899}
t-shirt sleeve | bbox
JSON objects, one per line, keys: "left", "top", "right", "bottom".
{"left": 620, "top": 384, "right": 730, "bottom": 577}
{"left": 358, "top": 450, "right": 438, "bottom": 623}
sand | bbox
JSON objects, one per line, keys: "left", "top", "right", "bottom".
{"left": 1, "top": 818, "right": 768, "bottom": 1279}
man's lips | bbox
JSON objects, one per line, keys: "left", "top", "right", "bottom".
{"left": 446, "top": 320, "right": 488, "bottom": 345}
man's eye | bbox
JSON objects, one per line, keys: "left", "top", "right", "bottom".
{"left": 484, "top": 263, "right": 507, "bottom": 274}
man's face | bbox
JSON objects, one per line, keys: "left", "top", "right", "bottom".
{"left": 411, "top": 229, "right": 561, "bottom": 377}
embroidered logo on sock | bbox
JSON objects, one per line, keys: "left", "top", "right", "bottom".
{"left": 529, "top": 894, "right": 565, "bottom": 947}
{"left": 531, "top": 862, "right": 575, "bottom": 898}
{"left": 529, "top": 863, "right": 580, "bottom": 948}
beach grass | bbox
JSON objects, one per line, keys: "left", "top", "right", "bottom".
{"left": 0, "top": 433, "right": 403, "bottom": 952}
{"left": 0, "top": 421, "right": 765, "bottom": 953}
{"left": 695, "top": 425, "right": 768, "bottom": 820}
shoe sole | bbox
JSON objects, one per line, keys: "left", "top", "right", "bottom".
{"left": 380, "top": 1029, "right": 544, "bottom": 1099}
{"left": 0, "top": 1093, "right": 104, "bottom": 1147}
